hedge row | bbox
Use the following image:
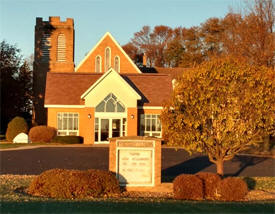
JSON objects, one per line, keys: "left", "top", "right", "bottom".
{"left": 173, "top": 172, "right": 248, "bottom": 201}
{"left": 52, "top": 136, "right": 83, "bottom": 144}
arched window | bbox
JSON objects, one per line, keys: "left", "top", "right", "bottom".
{"left": 41, "top": 34, "right": 51, "bottom": 61}
{"left": 57, "top": 34, "right": 66, "bottom": 62}
{"left": 95, "top": 55, "right": 101, "bottom": 73}
{"left": 114, "top": 55, "right": 120, "bottom": 72}
{"left": 96, "top": 93, "right": 125, "bottom": 112}
{"left": 105, "top": 47, "right": 111, "bottom": 72}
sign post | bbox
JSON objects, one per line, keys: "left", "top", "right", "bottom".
{"left": 109, "top": 136, "right": 161, "bottom": 188}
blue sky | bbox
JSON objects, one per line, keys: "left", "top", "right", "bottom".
{"left": 1, "top": 0, "right": 244, "bottom": 66}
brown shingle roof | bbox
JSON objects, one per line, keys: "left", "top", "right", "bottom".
{"left": 45, "top": 73, "right": 102, "bottom": 105}
{"left": 122, "top": 74, "right": 172, "bottom": 106}
{"left": 154, "top": 66, "right": 192, "bottom": 79}
{"left": 45, "top": 72, "right": 172, "bottom": 107}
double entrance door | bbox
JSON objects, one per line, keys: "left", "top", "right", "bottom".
{"left": 95, "top": 117, "right": 126, "bottom": 144}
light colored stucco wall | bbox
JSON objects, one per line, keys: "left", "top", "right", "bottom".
{"left": 84, "top": 70, "right": 140, "bottom": 108}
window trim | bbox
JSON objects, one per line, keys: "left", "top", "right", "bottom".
{"left": 139, "top": 114, "right": 162, "bottom": 138}
{"left": 105, "top": 47, "right": 111, "bottom": 72}
{"left": 57, "top": 112, "right": 79, "bottom": 136}
{"left": 95, "top": 55, "right": 102, "bottom": 73}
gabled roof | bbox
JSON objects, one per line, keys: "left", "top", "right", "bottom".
{"left": 45, "top": 72, "right": 172, "bottom": 107}
{"left": 80, "top": 68, "right": 141, "bottom": 100}
{"left": 75, "top": 32, "right": 141, "bottom": 73}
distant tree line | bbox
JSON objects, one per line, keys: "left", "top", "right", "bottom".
{"left": 0, "top": 41, "right": 33, "bottom": 134}
{"left": 123, "top": 0, "right": 275, "bottom": 68}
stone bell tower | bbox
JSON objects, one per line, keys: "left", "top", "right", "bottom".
{"left": 33, "top": 16, "right": 75, "bottom": 125}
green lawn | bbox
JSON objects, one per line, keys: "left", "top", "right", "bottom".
{"left": 1, "top": 200, "right": 274, "bottom": 214}
{"left": 0, "top": 143, "right": 36, "bottom": 149}
{"left": 0, "top": 143, "right": 51, "bottom": 149}
{"left": 1, "top": 175, "right": 274, "bottom": 214}
{"left": 0, "top": 142, "right": 79, "bottom": 149}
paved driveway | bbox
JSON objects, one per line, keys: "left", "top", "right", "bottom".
{"left": 0, "top": 147, "right": 274, "bottom": 177}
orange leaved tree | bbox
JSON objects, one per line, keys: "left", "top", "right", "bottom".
{"left": 161, "top": 57, "right": 275, "bottom": 175}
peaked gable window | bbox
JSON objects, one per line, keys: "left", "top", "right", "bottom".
{"left": 96, "top": 93, "right": 125, "bottom": 112}
{"left": 114, "top": 55, "right": 120, "bottom": 72}
{"left": 105, "top": 47, "right": 111, "bottom": 72}
{"left": 57, "top": 34, "right": 66, "bottom": 62}
{"left": 41, "top": 34, "right": 51, "bottom": 61}
{"left": 95, "top": 55, "right": 101, "bottom": 73}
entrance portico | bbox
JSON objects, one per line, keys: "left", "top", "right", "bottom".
{"left": 81, "top": 68, "right": 141, "bottom": 144}
{"left": 94, "top": 116, "right": 126, "bottom": 144}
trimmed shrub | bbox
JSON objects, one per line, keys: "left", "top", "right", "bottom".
{"left": 87, "top": 169, "right": 121, "bottom": 195}
{"left": 216, "top": 177, "right": 248, "bottom": 201}
{"left": 52, "top": 136, "right": 83, "bottom": 144}
{"left": 196, "top": 172, "right": 221, "bottom": 200}
{"left": 27, "top": 169, "right": 120, "bottom": 199}
{"left": 173, "top": 174, "right": 204, "bottom": 200}
{"left": 6, "top": 117, "right": 28, "bottom": 142}
{"left": 29, "top": 126, "right": 56, "bottom": 143}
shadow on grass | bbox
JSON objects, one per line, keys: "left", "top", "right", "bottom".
{"left": 14, "top": 186, "right": 31, "bottom": 197}
{"left": 162, "top": 156, "right": 212, "bottom": 182}
{"left": 225, "top": 156, "right": 268, "bottom": 177}
{"left": 242, "top": 177, "right": 256, "bottom": 190}
{"left": 1, "top": 200, "right": 275, "bottom": 214}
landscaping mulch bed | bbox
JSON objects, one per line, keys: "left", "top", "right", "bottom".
{"left": 121, "top": 191, "right": 174, "bottom": 199}
{"left": 121, "top": 190, "right": 275, "bottom": 201}
{"left": 245, "top": 190, "right": 275, "bottom": 201}
{"left": 1, "top": 175, "right": 275, "bottom": 202}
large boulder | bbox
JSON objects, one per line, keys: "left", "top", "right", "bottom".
{"left": 13, "top": 133, "right": 31, "bottom": 143}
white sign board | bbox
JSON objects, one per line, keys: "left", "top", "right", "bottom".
{"left": 118, "top": 150, "right": 152, "bottom": 185}
{"left": 13, "top": 133, "right": 31, "bottom": 143}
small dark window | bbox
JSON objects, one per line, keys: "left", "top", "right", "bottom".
{"left": 95, "top": 55, "right": 101, "bottom": 73}
{"left": 114, "top": 56, "right": 120, "bottom": 72}
{"left": 105, "top": 47, "right": 111, "bottom": 72}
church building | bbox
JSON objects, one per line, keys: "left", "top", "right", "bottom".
{"left": 33, "top": 17, "right": 173, "bottom": 144}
